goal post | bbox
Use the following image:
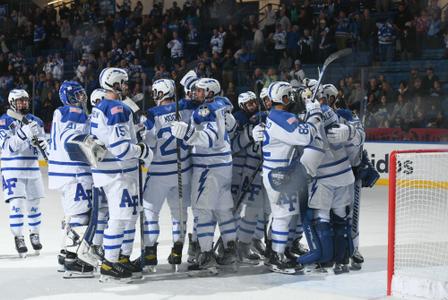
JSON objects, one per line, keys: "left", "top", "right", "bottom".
{"left": 387, "top": 149, "right": 448, "bottom": 299}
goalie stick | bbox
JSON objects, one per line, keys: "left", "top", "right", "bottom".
{"left": 7, "top": 109, "right": 48, "bottom": 160}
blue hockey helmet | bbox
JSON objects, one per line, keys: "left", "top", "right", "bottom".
{"left": 59, "top": 81, "right": 87, "bottom": 106}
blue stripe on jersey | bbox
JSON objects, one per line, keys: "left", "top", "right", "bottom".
{"left": 90, "top": 122, "right": 98, "bottom": 128}
{"left": 116, "top": 144, "right": 130, "bottom": 159}
{"left": 263, "top": 157, "right": 289, "bottom": 162}
{"left": 271, "top": 230, "right": 289, "bottom": 236}
{"left": 219, "top": 218, "right": 235, "bottom": 227}
{"left": 29, "top": 221, "right": 41, "bottom": 226}
{"left": 193, "top": 162, "right": 232, "bottom": 169}
{"left": 316, "top": 167, "right": 352, "bottom": 179}
{"left": 191, "top": 151, "right": 232, "bottom": 157}
{"left": 148, "top": 165, "right": 192, "bottom": 176}
{"left": 151, "top": 154, "right": 191, "bottom": 165}
{"left": 221, "top": 229, "right": 237, "bottom": 235}
{"left": 318, "top": 156, "right": 349, "bottom": 169}
{"left": 1, "top": 167, "right": 39, "bottom": 171}
{"left": 208, "top": 125, "right": 218, "bottom": 140}
{"left": 49, "top": 160, "right": 89, "bottom": 166}
{"left": 48, "top": 172, "right": 92, "bottom": 177}
{"left": 110, "top": 139, "right": 130, "bottom": 148}
{"left": 91, "top": 166, "right": 138, "bottom": 174}
{"left": 246, "top": 154, "right": 261, "bottom": 160}
{"left": 203, "top": 131, "right": 213, "bottom": 148}
{"left": 272, "top": 239, "right": 287, "bottom": 244}
{"left": 197, "top": 222, "right": 215, "bottom": 228}
{"left": 9, "top": 214, "right": 24, "bottom": 218}
{"left": 1, "top": 157, "right": 37, "bottom": 161}
{"left": 28, "top": 213, "right": 41, "bottom": 218}
{"left": 262, "top": 165, "right": 274, "bottom": 170}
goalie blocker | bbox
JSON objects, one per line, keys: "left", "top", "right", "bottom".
{"left": 65, "top": 134, "right": 107, "bottom": 168}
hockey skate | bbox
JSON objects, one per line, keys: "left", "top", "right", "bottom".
{"left": 333, "top": 263, "right": 350, "bottom": 275}
{"left": 216, "top": 241, "right": 238, "bottom": 271}
{"left": 99, "top": 259, "right": 133, "bottom": 283}
{"left": 350, "top": 249, "right": 364, "bottom": 271}
{"left": 118, "top": 255, "right": 143, "bottom": 279}
{"left": 29, "top": 233, "right": 42, "bottom": 255}
{"left": 57, "top": 250, "right": 66, "bottom": 272}
{"left": 167, "top": 241, "right": 183, "bottom": 272}
{"left": 267, "top": 251, "right": 297, "bottom": 274}
{"left": 63, "top": 252, "right": 95, "bottom": 279}
{"left": 90, "top": 244, "right": 105, "bottom": 261}
{"left": 251, "top": 238, "right": 266, "bottom": 257}
{"left": 188, "top": 251, "right": 218, "bottom": 276}
{"left": 237, "top": 241, "right": 261, "bottom": 265}
{"left": 187, "top": 233, "right": 200, "bottom": 264}
{"left": 14, "top": 236, "right": 28, "bottom": 258}
{"left": 288, "top": 238, "right": 308, "bottom": 257}
{"left": 133, "top": 244, "right": 158, "bottom": 273}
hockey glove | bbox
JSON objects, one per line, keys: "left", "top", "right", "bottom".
{"left": 251, "top": 123, "right": 265, "bottom": 142}
{"left": 224, "top": 112, "right": 237, "bottom": 132}
{"left": 326, "top": 123, "right": 355, "bottom": 144}
{"left": 137, "top": 142, "right": 153, "bottom": 166}
{"left": 305, "top": 101, "right": 322, "bottom": 125}
{"left": 17, "top": 121, "right": 40, "bottom": 141}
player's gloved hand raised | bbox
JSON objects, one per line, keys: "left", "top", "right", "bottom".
{"left": 251, "top": 123, "right": 265, "bottom": 142}
{"left": 305, "top": 100, "right": 321, "bottom": 114}
{"left": 171, "top": 121, "right": 189, "bottom": 139}
{"left": 135, "top": 123, "right": 147, "bottom": 142}
{"left": 18, "top": 121, "right": 40, "bottom": 141}
{"left": 326, "top": 123, "right": 355, "bottom": 144}
{"left": 137, "top": 142, "right": 153, "bottom": 166}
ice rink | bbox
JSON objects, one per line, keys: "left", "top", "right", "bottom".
{"left": 0, "top": 169, "right": 392, "bottom": 300}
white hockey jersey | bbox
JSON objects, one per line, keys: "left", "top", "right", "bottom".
{"left": 48, "top": 105, "right": 91, "bottom": 189}
{"left": 144, "top": 99, "right": 197, "bottom": 179}
{"left": 262, "top": 109, "right": 318, "bottom": 173}
{"left": 336, "top": 109, "right": 365, "bottom": 168}
{"left": 90, "top": 99, "right": 140, "bottom": 187}
{"left": 0, "top": 113, "right": 45, "bottom": 180}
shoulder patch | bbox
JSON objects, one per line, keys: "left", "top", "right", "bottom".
{"left": 58, "top": 106, "right": 88, "bottom": 124}
{"left": 97, "top": 100, "right": 131, "bottom": 125}
{"left": 268, "top": 110, "right": 298, "bottom": 133}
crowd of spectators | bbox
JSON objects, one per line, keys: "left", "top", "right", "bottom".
{"left": 0, "top": 0, "right": 447, "bottom": 132}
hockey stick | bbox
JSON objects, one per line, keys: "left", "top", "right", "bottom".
{"left": 175, "top": 94, "right": 186, "bottom": 244}
{"left": 77, "top": 186, "right": 100, "bottom": 266}
{"left": 122, "top": 97, "right": 146, "bottom": 269}
{"left": 7, "top": 109, "right": 48, "bottom": 160}
{"left": 310, "top": 48, "right": 352, "bottom": 102}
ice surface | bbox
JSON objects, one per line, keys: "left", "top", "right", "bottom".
{"left": 0, "top": 170, "right": 392, "bottom": 300}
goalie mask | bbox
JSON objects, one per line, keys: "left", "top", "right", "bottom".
{"left": 59, "top": 81, "right": 87, "bottom": 107}
{"left": 8, "top": 89, "right": 30, "bottom": 114}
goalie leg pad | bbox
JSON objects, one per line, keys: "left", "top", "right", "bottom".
{"left": 298, "top": 209, "right": 334, "bottom": 265}
{"left": 332, "top": 208, "right": 354, "bottom": 264}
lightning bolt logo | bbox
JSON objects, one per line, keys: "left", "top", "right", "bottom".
{"left": 197, "top": 169, "right": 209, "bottom": 202}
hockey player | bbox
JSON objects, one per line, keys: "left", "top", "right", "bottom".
{"left": 91, "top": 67, "right": 153, "bottom": 282}
{"left": 171, "top": 78, "right": 237, "bottom": 272}
{"left": 48, "top": 81, "right": 96, "bottom": 277}
{"left": 230, "top": 91, "right": 268, "bottom": 264}
{"left": 89, "top": 88, "right": 109, "bottom": 261}
{"left": 297, "top": 101, "right": 364, "bottom": 274}
{"left": 251, "top": 81, "right": 324, "bottom": 274}
{"left": 139, "top": 79, "right": 197, "bottom": 271}
{"left": 0, "top": 89, "right": 46, "bottom": 258}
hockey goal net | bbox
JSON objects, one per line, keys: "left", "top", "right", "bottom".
{"left": 388, "top": 149, "right": 448, "bottom": 299}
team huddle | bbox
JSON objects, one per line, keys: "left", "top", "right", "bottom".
{"left": 0, "top": 66, "right": 379, "bottom": 283}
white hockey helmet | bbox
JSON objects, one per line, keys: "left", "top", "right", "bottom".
{"left": 320, "top": 84, "right": 338, "bottom": 100}
{"left": 260, "top": 87, "right": 269, "bottom": 100}
{"left": 194, "top": 78, "right": 221, "bottom": 99}
{"left": 303, "top": 78, "right": 318, "bottom": 89}
{"left": 99, "top": 67, "right": 129, "bottom": 94}
{"left": 267, "top": 81, "right": 294, "bottom": 105}
{"left": 8, "top": 89, "right": 30, "bottom": 113}
{"left": 90, "top": 88, "right": 108, "bottom": 107}
{"left": 238, "top": 91, "right": 257, "bottom": 110}
{"left": 180, "top": 70, "right": 198, "bottom": 97}
{"left": 152, "top": 79, "right": 175, "bottom": 105}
